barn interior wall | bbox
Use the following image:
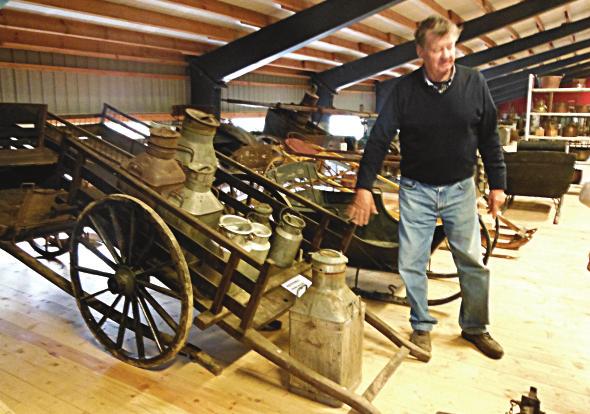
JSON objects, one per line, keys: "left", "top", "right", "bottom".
{"left": 0, "top": 48, "right": 376, "bottom": 120}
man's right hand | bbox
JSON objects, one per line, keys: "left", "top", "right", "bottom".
{"left": 346, "top": 188, "right": 378, "bottom": 226}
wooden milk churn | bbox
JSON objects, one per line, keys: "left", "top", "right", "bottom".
{"left": 268, "top": 210, "right": 305, "bottom": 267}
{"left": 167, "top": 164, "right": 224, "bottom": 243}
{"left": 176, "top": 108, "right": 220, "bottom": 170}
{"left": 289, "top": 249, "right": 365, "bottom": 407}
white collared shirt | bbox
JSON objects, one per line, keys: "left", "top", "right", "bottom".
{"left": 423, "top": 65, "right": 456, "bottom": 94}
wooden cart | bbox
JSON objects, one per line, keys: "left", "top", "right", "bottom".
{"left": 0, "top": 104, "right": 428, "bottom": 414}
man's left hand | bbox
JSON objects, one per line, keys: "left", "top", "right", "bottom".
{"left": 488, "top": 189, "right": 506, "bottom": 218}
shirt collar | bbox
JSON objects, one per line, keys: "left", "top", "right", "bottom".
{"left": 423, "top": 65, "right": 455, "bottom": 94}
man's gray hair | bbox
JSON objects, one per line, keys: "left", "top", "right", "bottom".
{"left": 414, "top": 15, "right": 461, "bottom": 48}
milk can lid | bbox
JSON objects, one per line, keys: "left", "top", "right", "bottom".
{"left": 150, "top": 126, "right": 179, "bottom": 138}
{"left": 311, "top": 249, "right": 348, "bottom": 266}
{"left": 185, "top": 108, "right": 221, "bottom": 128}
{"left": 254, "top": 203, "right": 273, "bottom": 214}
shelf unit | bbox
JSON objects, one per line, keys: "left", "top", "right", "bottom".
{"left": 524, "top": 74, "right": 590, "bottom": 143}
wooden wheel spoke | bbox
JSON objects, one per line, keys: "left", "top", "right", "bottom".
{"left": 79, "top": 234, "right": 118, "bottom": 271}
{"left": 79, "top": 288, "right": 110, "bottom": 302}
{"left": 134, "top": 261, "right": 175, "bottom": 279}
{"left": 108, "top": 205, "right": 127, "bottom": 264}
{"left": 138, "top": 295, "right": 164, "bottom": 353}
{"left": 137, "top": 279, "right": 181, "bottom": 300}
{"left": 132, "top": 298, "right": 145, "bottom": 359}
{"left": 116, "top": 297, "right": 131, "bottom": 349}
{"left": 128, "top": 207, "right": 136, "bottom": 264}
{"left": 88, "top": 214, "right": 121, "bottom": 264}
{"left": 139, "top": 288, "right": 178, "bottom": 331}
{"left": 72, "top": 264, "right": 114, "bottom": 278}
{"left": 133, "top": 229, "right": 155, "bottom": 266}
{"left": 97, "top": 294, "right": 123, "bottom": 328}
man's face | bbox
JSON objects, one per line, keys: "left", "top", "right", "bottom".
{"left": 416, "top": 30, "right": 457, "bottom": 81}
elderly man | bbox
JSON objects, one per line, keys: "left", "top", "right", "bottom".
{"left": 347, "top": 16, "right": 506, "bottom": 360}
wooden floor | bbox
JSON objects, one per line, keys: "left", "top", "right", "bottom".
{"left": 0, "top": 188, "right": 589, "bottom": 414}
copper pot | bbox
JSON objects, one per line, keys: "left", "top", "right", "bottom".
{"left": 538, "top": 75, "right": 563, "bottom": 88}
{"left": 544, "top": 122, "right": 559, "bottom": 137}
{"left": 553, "top": 101, "right": 568, "bottom": 113}
{"left": 573, "top": 149, "right": 590, "bottom": 161}
{"left": 572, "top": 78, "right": 587, "bottom": 88}
{"left": 562, "top": 122, "right": 578, "bottom": 137}
{"left": 575, "top": 104, "right": 589, "bottom": 113}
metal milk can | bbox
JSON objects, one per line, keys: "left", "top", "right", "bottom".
{"left": 246, "top": 203, "right": 273, "bottom": 229}
{"left": 218, "top": 215, "right": 253, "bottom": 249}
{"left": 167, "top": 164, "right": 224, "bottom": 242}
{"left": 289, "top": 249, "right": 364, "bottom": 407}
{"left": 176, "top": 108, "right": 220, "bottom": 170}
{"left": 124, "top": 126, "right": 186, "bottom": 190}
{"left": 246, "top": 222, "right": 272, "bottom": 263}
{"left": 202, "top": 214, "right": 253, "bottom": 297}
{"left": 214, "top": 216, "right": 272, "bottom": 289}
{"left": 239, "top": 222, "right": 272, "bottom": 282}
{"left": 268, "top": 210, "right": 305, "bottom": 267}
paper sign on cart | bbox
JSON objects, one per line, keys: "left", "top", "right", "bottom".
{"left": 281, "top": 274, "right": 311, "bottom": 298}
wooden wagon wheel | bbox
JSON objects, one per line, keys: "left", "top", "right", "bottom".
{"left": 28, "top": 232, "right": 70, "bottom": 259}
{"left": 70, "top": 194, "right": 193, "bottom": 369}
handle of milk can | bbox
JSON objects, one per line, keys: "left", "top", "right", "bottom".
{"left": 176, "top": 143, "right": 195, "bottom": 163}
{"left": 168, "top": 191, "right": 184, "bottom": 208}
{"left": 127, "top": 162, "right": 143, "bottom": 177}
{"left": 201, "top": 114, "right": 218, "bottom": 124}
{"left": 347, "top": 301, "right": 360, "bottom": 319}
{"left": 279, "top": 206, "right": 302, "bottom": 223}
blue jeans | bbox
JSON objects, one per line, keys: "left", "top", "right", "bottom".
{"left": 398, "top": 176, "right": 489, "bottom": 335}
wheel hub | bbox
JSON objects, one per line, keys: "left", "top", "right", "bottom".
{"left": 108, "top": 267, "right": 136, "bottom": 296}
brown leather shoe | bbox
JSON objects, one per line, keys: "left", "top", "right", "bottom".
{"left": 461, "top": 332, "right": 504, "bottom": 359}
{"left": 410, "top": 330, "right": 432, "bottom": 353}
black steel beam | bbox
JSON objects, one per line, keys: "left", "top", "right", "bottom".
{"left": 492, "top": 64, "right": 590, "bottom": 103}
{"left": 312, "top": 0, "right": 575, "bottom": 93}
{"left": 483, "top": 38, "right": 590, "bottom": 81}
{"left": 490, "top": 63, "right": 590, "bottom": 98}
{"left": 557, "top": 64, "right": 590, "bottom": 78}
{"left": 189, "top": 65, "right": 223, "bottom": 117}
{"left": 488, "top": 52, "right": 590, "bottom": 91}
{"left": 460, "top": 16, "right": 590, "bottom": 68}
{"left": 492, "top": 69, "right": 590, "bottom": 104}
{"left": 190, "top": 0, "right": 402, "bottom": 83}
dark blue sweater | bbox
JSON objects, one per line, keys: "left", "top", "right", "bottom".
{"left": 357, "top": 65, "right": 506, "bottom": 190}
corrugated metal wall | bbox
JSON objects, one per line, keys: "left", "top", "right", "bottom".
{"left": 333, "top": 91, "right": 376, "bottom": 113}
{"left": 222, "top": 73, "right": 310, "bottom": 114}
{"left": 0, "top": 49, "right": 188, "bottom": 115}
{"left": 0, "top": 48, "right": 376, "bottom": 117}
